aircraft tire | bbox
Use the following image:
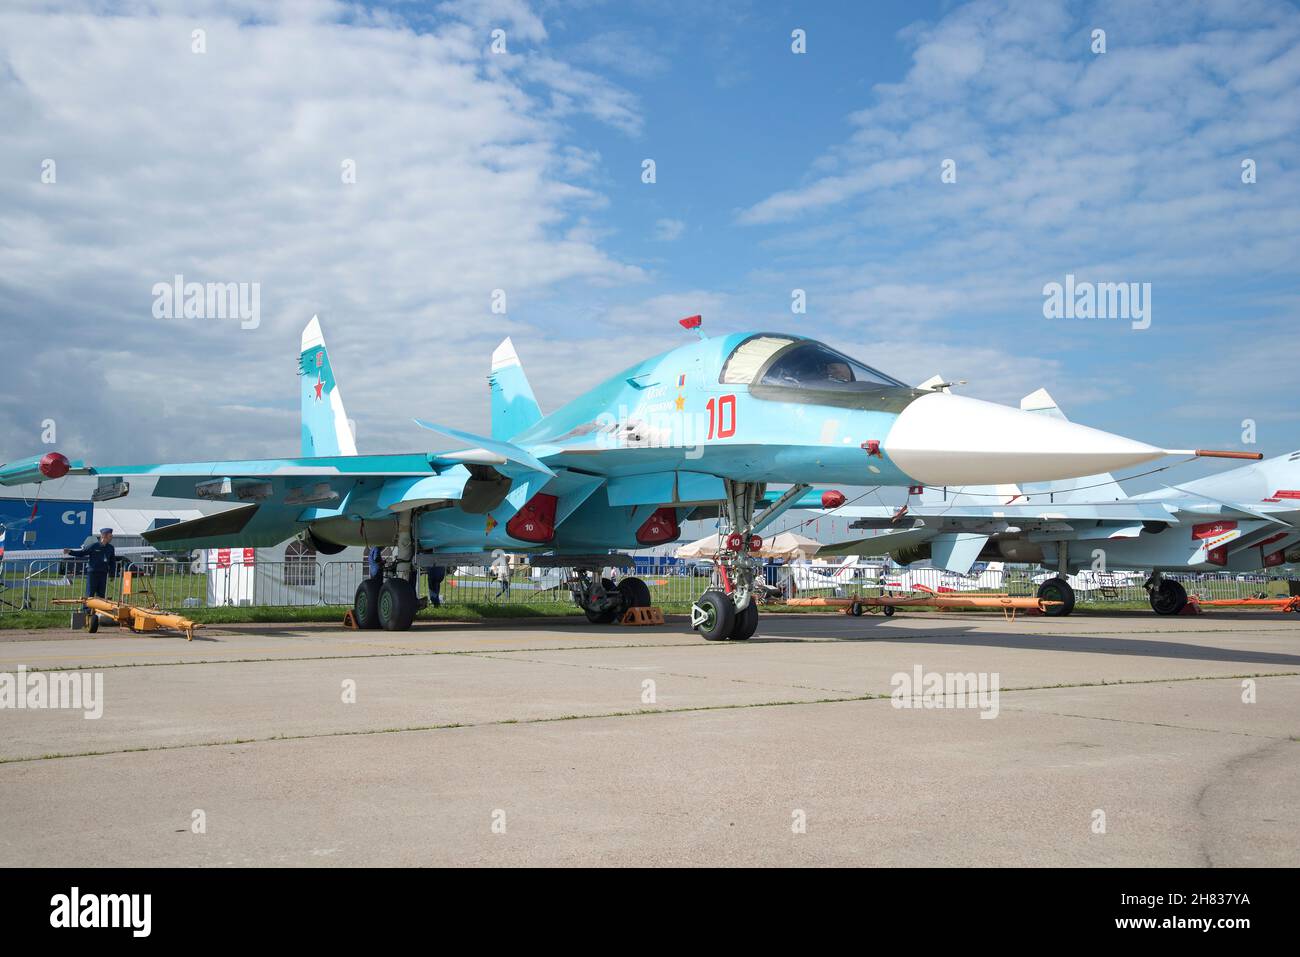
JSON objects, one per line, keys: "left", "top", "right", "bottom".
{"left": 379, "top": 578, "right": 417, "bottom": 631}
{"left": 617, "top": 576, "right": 652, "bottom": 609}
{"left": 1037, "top": 578, "right": 1075, "bottom": 616}
{"left": 883, "top": 605, "right": 895, "bottom": 617}
{"left": 693, "top": 590, "right": 735, "bottom": 641}
{"left": 582, "top": 579, "right": 621, "bottom": 624}
{"left": 584, "top": 605, "right": 620, "bottom": 624}
{"left": 584, "top": 578, "right": 621, "bottom": 624}
{"left": 849, "top": 601, "right": 865, "bottom": 616}
{"left": 729, "top": 600, "right": 758, "bottom": 640}
{"left": 353, "top": 579, "right": 382, "bottom": 630}
{"left": 1149, "top": 579, "right": 1188, "bottom": 615}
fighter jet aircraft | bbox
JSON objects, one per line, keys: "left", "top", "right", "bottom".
{"left": 0, "top": 319, "right": 1253, "bottom": 638}
{"left": 817, "top": 389, "right": 1295, "bottom": 616}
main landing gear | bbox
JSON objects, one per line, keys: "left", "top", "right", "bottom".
{"left": 1145, "top": 573, "right": 1188, "bottom": 615}
{"left": 569, "top": 570, "right": 653, "bottom": 623}
{"left": 691, "top": 480, "right": 765, "bottom": 641}
{"left": 1036, "top": 577, "right": 1075, "bottom": 616}
{"left": 352, "top": 510, "right": 422, "bottom": 631}
{"left": 1037, "top": 540, "right": 1075, "bottom": 616}
{"left": 353, "top": 571, "right": 421, "bottom": 631}
{"left": 353, "top": 574, "right": 420, "bottom": 631}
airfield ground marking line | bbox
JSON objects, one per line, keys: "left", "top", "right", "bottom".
{"left": 0, "top": 646, "right": 436, "bottom": 664}
{"left": 997, "top": 705, "right": 1300, "bottom": 741}
{"left": 0, "top": 641, "right": 715, "bottom": 672}
{"left": 464, "top": 651, "right": 863, "bottom": 697}
{"left": 0, "top": 629, "right": 703, "bottom": 663}
{"left": 4, "top": 672, "right": 1299, "bottom": 767}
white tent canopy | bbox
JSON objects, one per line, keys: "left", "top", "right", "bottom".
{"left": 675, "top": 531, "right": 822, "bottom": 561}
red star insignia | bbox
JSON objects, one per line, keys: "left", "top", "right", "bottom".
{"left": 314, "top": 374, "right": 324, "bottom": 401}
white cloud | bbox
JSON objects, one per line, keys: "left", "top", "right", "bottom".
{"left": 598, "top": 290, "right": 732, "bottom": 331}
{"left": 653, "top": 218, "right": 685, "bottom": 241}
{"left": 737, "top": 158, "right": 925, "bottom": 225}
{"left": 437, "top": 0, "right": 547, "bottom": 44}
{"left": 571, "top": 30, "right": 671, "bottom": 80}
{"left": 733, "top": 0, "right": 1300, "bottom": 441}
{"left": 0, "top": 0, "right": 646, "bottom": 463}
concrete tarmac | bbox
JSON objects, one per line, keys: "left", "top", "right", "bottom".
{"left": 0, "top": 610, "right": 1297, "bottom": 866}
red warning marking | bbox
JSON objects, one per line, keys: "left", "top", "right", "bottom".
{"left": 1192, "top": 520, "right": 1236, "bottom": 540}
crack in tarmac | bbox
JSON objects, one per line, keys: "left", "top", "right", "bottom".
{"left": 2, "top": 671, "right": 1296, "bottom": 767}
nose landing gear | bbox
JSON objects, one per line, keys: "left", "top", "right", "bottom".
{"left": 690, "top": 480, "right": 765, "bottom": 641}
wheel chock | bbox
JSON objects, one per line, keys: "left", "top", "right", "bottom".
{"left": 1178, "top": 598, "right": 1203, "bottom": 615}
{"left": 342, "top": 610, "right": 360, "bottom": 629}
{"left": 620, "top": 606, "right": 665, "bottom": 626}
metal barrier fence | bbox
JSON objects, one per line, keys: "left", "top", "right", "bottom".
{"left": 0, "top": 558, "right": 1291, "bottom": 615}
{"left": 0, "top": 560, "right": 702, "bottom": 613}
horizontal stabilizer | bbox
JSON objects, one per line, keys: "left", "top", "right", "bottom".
{"left": 414, "top": 419, "right": 555, "bottom": 477}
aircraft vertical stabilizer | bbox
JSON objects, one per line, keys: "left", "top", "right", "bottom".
{"left": 299, "top": 316, "right": 357, "bottom": 457}
{"left": 489, "top": 338, "right": 543, "bottom": 441}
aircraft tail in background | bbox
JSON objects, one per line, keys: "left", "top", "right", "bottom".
{"left": 299, "top": 316, "right": 357, "bottom": 457}
{"left": 489, "top": 338, "right": 543, "bottom": 441}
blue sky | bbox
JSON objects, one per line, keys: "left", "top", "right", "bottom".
{"left": 1, "top": 0, "right": 1297, "bottom": 490}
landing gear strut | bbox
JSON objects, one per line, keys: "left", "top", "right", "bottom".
{"left": 691, "top": 479, "right": 765, "bottom": 641}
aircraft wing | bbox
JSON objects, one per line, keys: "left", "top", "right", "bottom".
{"left": 0, "top": 452, "right": 441, "bottom": 487}
{"left": 0, "top": 449, "right": 547, "bottom": 551}
{"left": 818, "top": 499, "right": 1178, "bottom": 572}
{"left": 1158, "top": 485, "right": 1300, "bottom": 529}
{"left": 814, "top": 526, "right": 936, "bottom": 557}
{"left": 837, "top": 501, "right": 1178, "bottom": 530}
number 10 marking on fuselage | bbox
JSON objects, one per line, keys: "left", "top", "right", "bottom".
{"left": 706, "top": 394, "right": 737, "bottom": 439}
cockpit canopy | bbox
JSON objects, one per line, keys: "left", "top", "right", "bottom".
{"left": 721, "top": 334, "right": 910, "bottom": 408}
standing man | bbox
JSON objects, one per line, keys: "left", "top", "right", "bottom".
{"left": 65, "top": 528, "right": 116, "bottom": 599}
{"left": 426, "top": 563, "right": 446, "bottom": 608}
{"left": 492, "top": 556, "right": 511, "bottom": 599}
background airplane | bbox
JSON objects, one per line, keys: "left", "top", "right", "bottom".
{"left": 0, "top": 320, "right": 1254, "bottom": 638}
{"left": 879, "top": 563, "right": 1008, "bottom": 595}
{"left": 818, "top": 389, "right": 1297, "bottom": 616}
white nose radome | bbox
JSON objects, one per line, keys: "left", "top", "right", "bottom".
{"left": 885, "top": 392, "right": 1165, "bottom": 486}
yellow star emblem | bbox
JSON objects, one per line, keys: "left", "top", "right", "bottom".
{"left": 674, "top": 394, "right": 685, "bottom": 411}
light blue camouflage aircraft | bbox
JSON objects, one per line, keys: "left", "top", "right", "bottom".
{"left": 817, "top": 388, "right": 1293, "bottom": 616}
{"left": 0, "top": 319, "right": 1250, "bottom": 638}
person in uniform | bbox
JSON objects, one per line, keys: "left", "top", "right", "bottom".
{"left": 65, "top": 528, "right": 117, "bottom": 599}
{"left": 426, "top": 563, "right": 446, "bottom": 607}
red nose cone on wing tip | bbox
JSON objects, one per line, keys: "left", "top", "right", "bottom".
{"left": 38, "top": 452, "right": 70, "bottom": 479}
